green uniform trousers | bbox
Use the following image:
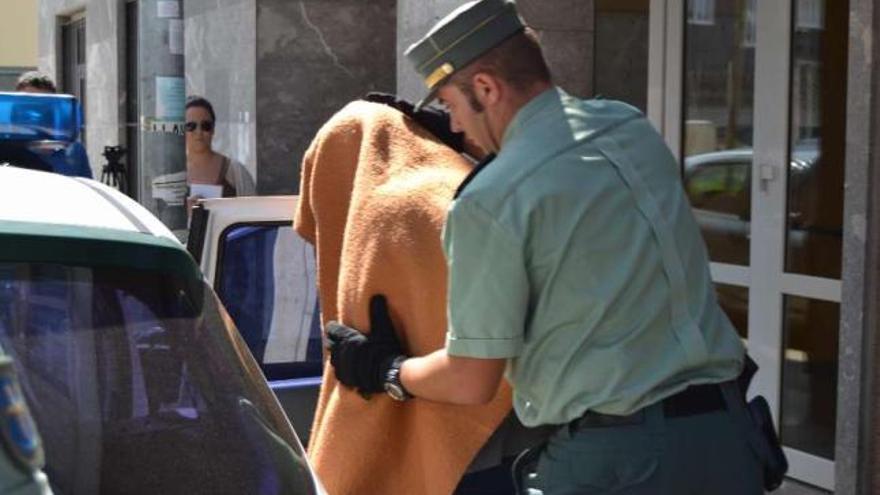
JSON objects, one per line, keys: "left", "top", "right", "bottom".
{"left": 520, "top": 401, "right": 763, "bottom": 494}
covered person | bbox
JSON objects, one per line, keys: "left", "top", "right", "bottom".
{"left": 185, "top": 95, "right": 255, "bottom": 199}
{"left": 296, "top": 99, "right": 534, "bottom": 494}
{"left": 325, "top": 1, "right": 768, "bottom": 494}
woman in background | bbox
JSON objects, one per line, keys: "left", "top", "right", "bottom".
{"left": 185, "top": 95, "right": 255, "bottom": 198}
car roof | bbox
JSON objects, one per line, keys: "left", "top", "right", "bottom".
{"left": 0, "top": 166, "right": 199, "bottom": 282}
{"left": 0, "top": 166, "right": 173, "bottom": 238}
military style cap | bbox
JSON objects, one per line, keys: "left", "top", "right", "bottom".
{"left": 405, "top": 0, "right": 525, "bottom": 110}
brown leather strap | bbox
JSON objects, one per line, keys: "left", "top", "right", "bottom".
{"left": 218, "top": 156, "right": 236, "bottom": 197}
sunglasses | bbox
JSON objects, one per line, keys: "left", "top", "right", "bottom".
{"left": 185, "top": 120, "right": 215, "bottom": 133}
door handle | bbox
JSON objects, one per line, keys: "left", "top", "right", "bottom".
{"left": 759, "top": 164, "right": 778, "bottom": 192}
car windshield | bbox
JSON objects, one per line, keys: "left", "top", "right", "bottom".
{"left": 0, "top": 262, "right": 317, "bottom": 495}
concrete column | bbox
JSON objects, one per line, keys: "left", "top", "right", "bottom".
{"left": 138, "top": 0, "right": 186, "bottom": 231}
{"left": 839, "top": 1, "right": 880, "bottom": 493}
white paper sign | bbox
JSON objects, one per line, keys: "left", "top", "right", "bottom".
{"left": 157, "top": 1, "right": 180, "bottom": 18}
{"left": 169, "top": 19, "right": 184, "bottom": 55}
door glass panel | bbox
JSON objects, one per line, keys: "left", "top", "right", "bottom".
{"left": 216, "top": 223, "right": 322, "bottom": 381}
{"left": 785, "top": 0, "right": 846, "bottom": 279}
{"left": 594, "top": 0, "right": 650, "bottom": 112}
{"left": 780, "top": 295, "right": 838, "bottom": 460}
{"left": 715, "top": 283, "right": 748, "bottom": 339}
{"left": 683, "top": 0, "right": 756, "bottom": 265}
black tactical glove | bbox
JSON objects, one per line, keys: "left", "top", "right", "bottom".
{"left": 364, "top": 92, "right": 465, "bottom": 152}
{"left": 326, "top": 295, "right": 405, "bottom": 395}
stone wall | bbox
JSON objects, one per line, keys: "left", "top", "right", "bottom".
{"left": 255, "top": 0, "right": 397, "bottom": 195}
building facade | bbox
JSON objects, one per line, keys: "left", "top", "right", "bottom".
{"left": 33, "top": 0, "right": 880, "bottom": 493}
{"left": 0, "top": 0, "right": 38, "bottom": 90}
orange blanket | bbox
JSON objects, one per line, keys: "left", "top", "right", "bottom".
{"left": 295, "top": 101, "right": 513, "bottom": 495}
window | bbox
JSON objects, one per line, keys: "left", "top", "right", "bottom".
{"left": 685, "top": 161, "right": 750, "bottom": 217}
{"left": 796, "top": 0, "right": 824, "bottom": 30}
{"left": 215, "top": 223, "right": 322, "bottom": 380}
{"left": 61, "top": 14, "right": 86, "bottom": 144}
{"left": 688, "top": 0, "right": 715, "bottom": 26}
{"left": 743, "top": 0, "right": 757, "bottom": 48}
{"left": 0, "top": 262, "right": 315, "bottom": 494}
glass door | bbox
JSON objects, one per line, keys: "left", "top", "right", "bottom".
{"left": 653, "top": 0, "right": 847, "bottom": 490}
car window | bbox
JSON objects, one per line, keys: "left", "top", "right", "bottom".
{"left": 686, "top": 161, "right": 750, "bottom": 217}
{"left": 0, "top": 262, "right": 316, "bottom": 495}
{"left": 215, "top": 223, "right": 322, "bottom": 381}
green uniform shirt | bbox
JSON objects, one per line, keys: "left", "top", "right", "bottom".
{"left": 442, "top": 88, "right": 744, "bottom": 427}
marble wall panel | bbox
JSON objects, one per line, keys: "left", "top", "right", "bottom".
{"left": 255, "top": 0, "right": 396, "bottom": 195}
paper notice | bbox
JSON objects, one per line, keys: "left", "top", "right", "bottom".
{"left": 155, "top": 76, "right": 185, "bottom": 120}
{"left": 158, "top": 1, "right": 180, "bottom": 18}
{"left": 151, "top": 170, "right": 187, "bottom": 206}
{"left": 169, "top": 19, "right": 184, "bottom": 55}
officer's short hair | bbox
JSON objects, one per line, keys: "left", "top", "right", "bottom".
{"left": 449, "top": 29, "right": 551, "bottom": 112}
{"left": 15, "top": 71, "right": 57, "bottom": 93}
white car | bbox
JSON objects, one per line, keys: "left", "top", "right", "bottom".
{"left": 187, "top": 196, "right": 322, "bottom": 445}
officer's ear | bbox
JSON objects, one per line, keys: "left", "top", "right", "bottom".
{"left": 471, "top": 72, "right": 503, "bottom": 108}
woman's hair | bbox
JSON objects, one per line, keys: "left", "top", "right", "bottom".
{"left": 185, "top": 95, "right": 216, "bottom": 123}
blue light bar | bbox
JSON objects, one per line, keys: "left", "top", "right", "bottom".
{"left": 0, "top": 92, "right": 82, "bottom": 142}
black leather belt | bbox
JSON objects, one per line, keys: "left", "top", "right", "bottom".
{"left": 571, "top": 383, "right": 727, "bottom": 430}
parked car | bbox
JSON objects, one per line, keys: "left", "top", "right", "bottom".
{"left": 0, "top": 167, "right": 323, "bottom": 494}
{"left": 683, "top": 144, "right": 824, "bottom": 268}
{"left": 0, "top": 92, "right": 91, "bottom": 178}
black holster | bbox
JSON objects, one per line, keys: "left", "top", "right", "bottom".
{"left": 730, "top": 355, "right": 789, "bottom": 491}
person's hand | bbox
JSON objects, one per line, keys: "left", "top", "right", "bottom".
{"left": 186, "top": 194, "right": 204, "bottom": 215}
{"left": 326, "top": 295, "right": 405, "bottom": 396}
{"left": 364, "top": 92, "right": 465, "bottom": 152}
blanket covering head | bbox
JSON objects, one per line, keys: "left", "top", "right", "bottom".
{"left": 295, "top": 101, "right": 513, "bottom": 495}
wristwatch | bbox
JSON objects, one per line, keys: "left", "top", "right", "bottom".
{"left": 384, "top": 356, "right": 413, "bottom": 401}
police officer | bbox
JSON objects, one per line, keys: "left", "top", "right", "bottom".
{"left": 326, "top": 1, "right": 764, "bottom": 493}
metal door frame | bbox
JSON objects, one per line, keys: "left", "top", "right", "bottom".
{"left": 647, "top": 0, "right": 839, "bottom": 489}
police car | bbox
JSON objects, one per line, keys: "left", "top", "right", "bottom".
{"left": 0, "top": 166, "right": 324, "bottom": 494}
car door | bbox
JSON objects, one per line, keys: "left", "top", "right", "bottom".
{"left": 187, "top": 196, "right": 322, "bottom": 446}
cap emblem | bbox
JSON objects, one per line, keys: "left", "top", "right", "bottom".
{"left": 425, "top": 63, "right": 455, "bottom": 90}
